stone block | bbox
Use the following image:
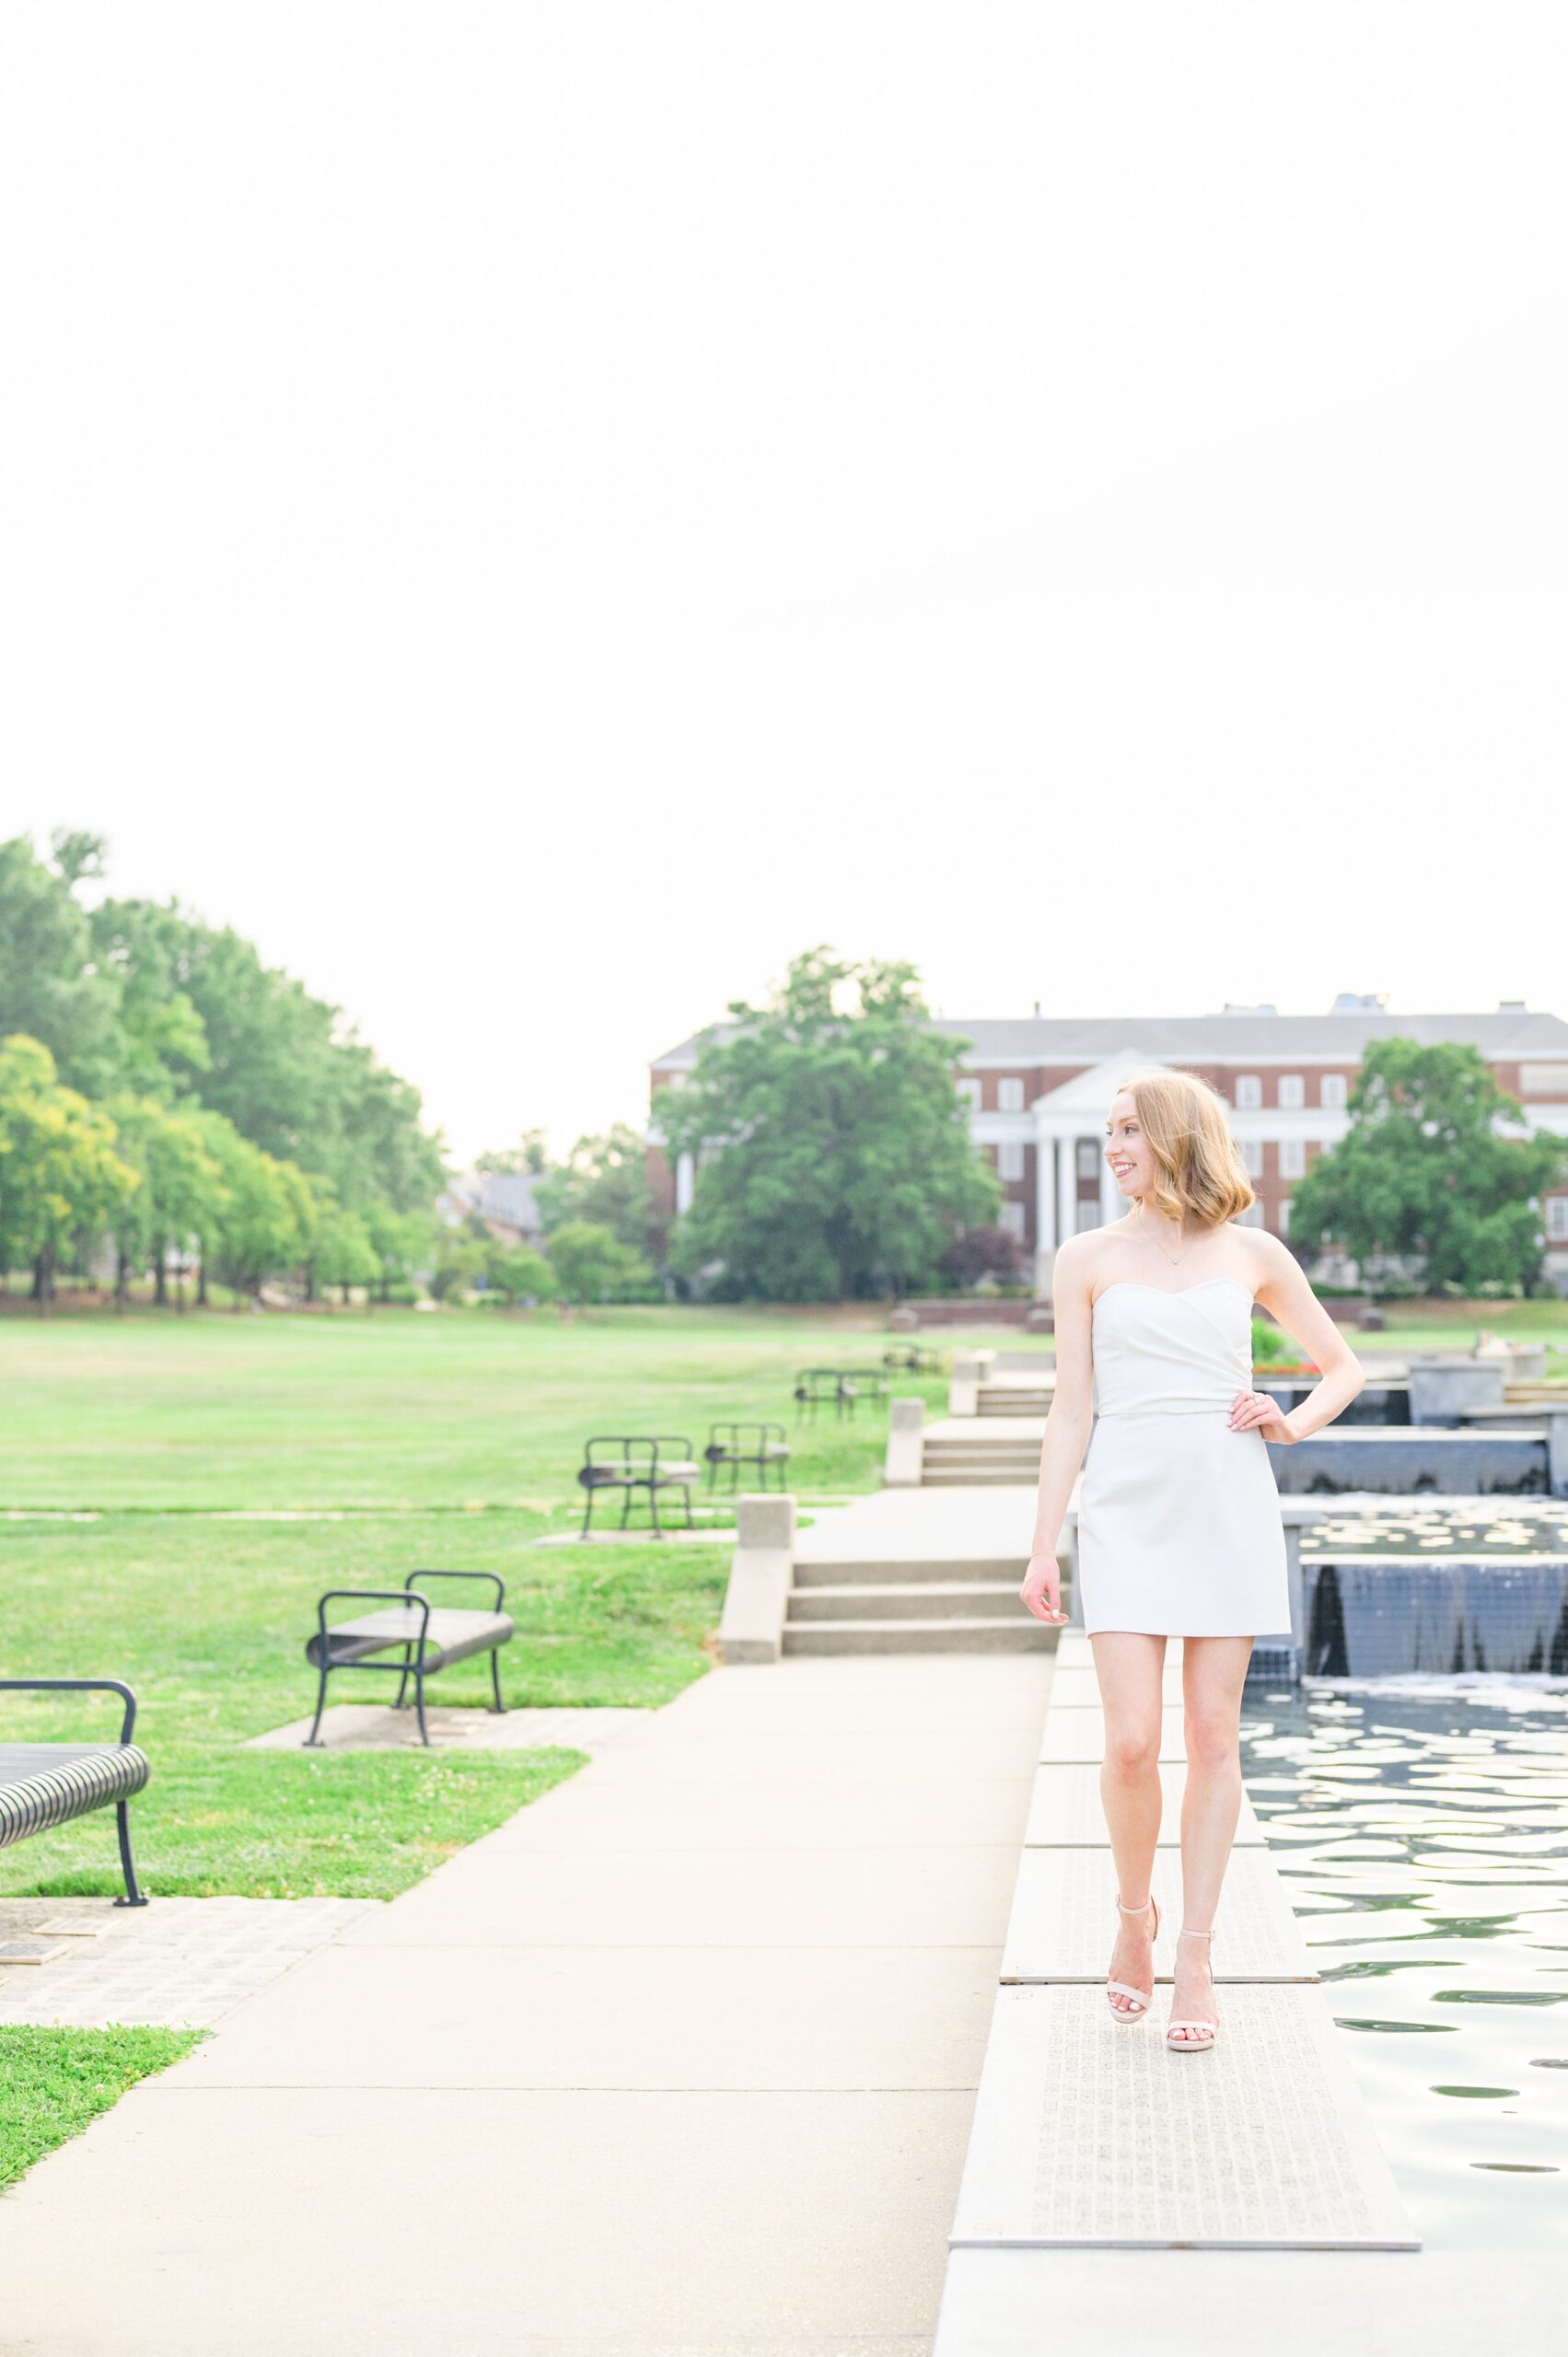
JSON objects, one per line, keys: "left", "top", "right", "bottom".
{"left": 1407, "top": 1357, "right": 1507, "bottom": 1425}
{"left": 718, "top": 1494, "right": 797, "bottom": 1663}
{"left": 883, "top": 1397, "right": 925, "bottom": 1488}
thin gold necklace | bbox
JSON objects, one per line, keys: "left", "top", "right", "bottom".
{"left": 1137, "top": 1201, "right": 1191, "bottom": 1267}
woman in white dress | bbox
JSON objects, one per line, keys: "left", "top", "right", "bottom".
{"left": 1019, "top": 1069, "right": 1365, "bottom": 2052}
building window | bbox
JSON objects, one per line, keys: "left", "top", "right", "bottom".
{"left": 1279, "top": 1198, "right": 1292, "bottom": 1237}
{"left": 1320, "top": 1074, "right": 1347, "bottom": 1109}
{"left": 1279, "top": 1139, "right": 1306, "bottom": 1179}
{"left": 1237, "top": 1199, "right": 1265, "bottom": 1227}
{"left": 1236, "top": 1074, "right": 1261, "bottom": 1109}
{"left": 1521, "top": 1064, "right": 1567, "bottom": 1097}
{"left": 1076, "top": 1140, "right": 1100, "bottom": 1181}
{"left": 997, "top": 1077, "right": 1025, "bottom": 1112}
{"left": 1547, "top": 1198, "right": 1568, "bottom": 1242}
{"left": 998, "top": 1141, "right": 1025, "bottom": 1182}
{"left": 999, "top": 1200, "right": 1027, "bottom": 1242}
{"left": 1241, "top": 1140, "right": 1264, "bottom": 1178}
{"left": 1279, "top": 1074, "right": 1305, "bottom": 1109}
{"left": 957, "top": 1077, "right": 981, "bottom": 1111}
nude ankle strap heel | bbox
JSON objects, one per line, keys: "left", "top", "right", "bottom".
{"left": 1106, "top": 1891, "right": 1160, "bottom": 2023}
{"left": 1165, "top": 1926, "right": 1218, "bottom": 2053}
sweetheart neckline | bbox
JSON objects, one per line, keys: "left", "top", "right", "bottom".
{"left": 1091, "top": 1276, "right": 1256, "bottom": 1310}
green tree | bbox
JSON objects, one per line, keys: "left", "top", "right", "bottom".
{"left": 657, "top": 947, "right": 1001, "bottom": 1300}
{"left": 87, "top": 890, "right": 444, "bottom": 1215}
{"left": 474, "top": 1130, "right": 552, "bottom": 1177}
{"left": 483, "top": 1242, "right": 552, "bottom": 1306}
{"left": 364, "top": 1202, "right": 436, "bottom": 1303}
{"left": 311, "top": 1198, "right": 381, "bottom": 1307}
{"left": 0, "top": 839, "right": 128, "bottom": 1097}
{"left": 196, "top": 1121, "right": 306, "bottom": 1307}
{"left": 103, "top": 1094, "right": 225, "bottom": 1310}
{"left": 0, "top": 1035, "right": 140, "bottom": 1310}
{"left": 429, "top": 1230, "right": 487, "bottom": 1304}
{"left": 534, "top": 1121, "right": 656, "bottom": 1257}
{"left": 1288, "top": 1039, "right": 1568, "bottom": 1294}
{"left": 545, "top": 1219, "right": 650, "bottom": 1307}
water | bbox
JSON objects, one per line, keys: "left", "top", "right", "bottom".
{"left": 1239, "top": 1678, "right": 1568, "bottom": 2249}
{"left": 1299, "top": 1502, "right": 1568, "bottom": 1557}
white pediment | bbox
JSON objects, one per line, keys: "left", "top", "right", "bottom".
{"left": 1032, "top": 1050, "right": 1178, "bottom": 1120}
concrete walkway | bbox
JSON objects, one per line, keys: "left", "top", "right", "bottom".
{"left": 0, "top": 1647, "right": 1053, "bottom": 2357}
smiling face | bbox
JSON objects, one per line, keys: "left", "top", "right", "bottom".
{"left": 1104, "top": 1089, "right": 1156, "bottom": 1202}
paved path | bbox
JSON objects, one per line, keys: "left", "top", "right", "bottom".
{"left": 0, "top": 1647, "right": 1053, "bottom": 2357}
{"left": 0, "top": 1898, "right": 376, "bottom": 2028}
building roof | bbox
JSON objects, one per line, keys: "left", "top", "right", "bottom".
{"left": 651, "top": 1003, "right": 1568, "bottom": 1074}
{"left": 442, "top": 1170, "right": 545, "bottom": 1231}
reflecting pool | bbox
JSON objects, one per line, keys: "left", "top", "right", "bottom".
{"left": 1239, "top": 1678, "right": 1568, "bottom": 2249}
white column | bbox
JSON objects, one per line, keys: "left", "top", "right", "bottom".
{"left": 675, "top": 1152, "right": 695, "bottom": 1214}
{"left": 1056, "top": 1135, "right": 1077, "bottom": 1237}
{"left": 1098, "top": 1137, "right": 1120, "bottom": 1225}
{"left": 1034, "top": 1130, "right": 1057, "bottom": 1296}
{"left": 1035, "top": 1132, "right": 1057, "bottom": 1254}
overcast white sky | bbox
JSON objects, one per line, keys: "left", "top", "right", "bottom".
{"left": 4, "top": 5, "right": 1563, "bottom": 1165}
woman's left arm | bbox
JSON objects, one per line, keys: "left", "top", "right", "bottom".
{"left": 1231, "top": 1237, "right": 1367, "bottom": 1444}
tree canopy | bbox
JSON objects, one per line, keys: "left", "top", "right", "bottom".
{"left": 1287, "top": 1039, "right": 1567, "bottom": 1293}
{"left": 0, "top": 832, "right": 446, "bottom": 1304}
{"left": 656, "top": 947, "right": 1001, "bottom": 1301}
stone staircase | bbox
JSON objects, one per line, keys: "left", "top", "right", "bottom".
{"left": 923, "top": 1428, "right": 1042, "bottom": 1486}
{"left": 977, "top": 1381, "right": 1052, "bottom": 1417}
{"left": 783, "top": 1550, "right": 1049, "bottom": 1653}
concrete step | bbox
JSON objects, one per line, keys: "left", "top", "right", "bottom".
{"left": 923, "top": 1451, "right": 1039, "bottom": 1466}
{"left": 923, "top": 1453, "right": 1040, "bottom": 1473}
{"left": 792, "top": 1556, "right": 1027, "bottom": 1587}
{"left": 925, "top": 1438, "right": 1039, "bottom": 1455}
{"left": 923, "top": 1468, "right": 1040, "bottom": 1487}
{"left": 781, "top": 1616, "right": 1055, "bottom": 1655}
{"left": 787, "top": 1580, "right": 1026, "bottom": 1622}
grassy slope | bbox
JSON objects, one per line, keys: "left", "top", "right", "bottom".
{"left": 0, "top": 2026, "right": 204, "bottom": 2189}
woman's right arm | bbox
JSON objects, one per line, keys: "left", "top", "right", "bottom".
{"left": 1019, "top": 1241, "right": 1096, "bottom": 1626}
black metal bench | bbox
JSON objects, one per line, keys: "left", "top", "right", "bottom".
{"left": 0, "top": 1679, "right": 151, "bottom": 1907}
{"left": 576, "top": 1435, "right": 700, "bottom": 1537}
{"left": 703, "top": 1421, "right": 791, "bottom": 1492}
{"left": 883, "top": 1344, "right": 943, "bottom": 1375}
{"left": 304, "top": 1570, "right": 513, "bottom": 1747}
{"left": 793, "top": 1367, "right": 890, "bottom": 1422}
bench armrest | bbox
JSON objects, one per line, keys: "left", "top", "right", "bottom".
{"left": 315, "top": 1588, "right": 434, "bottom": 1660}
{"left": 405, "top": 1568, "right": 506, "bottom": 1611}
{"left": 0, "top": 1678, "right": 139, "bottom": 1746}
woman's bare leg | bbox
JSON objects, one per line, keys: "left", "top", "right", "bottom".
{"left": 1092, "top": 1630, "right": 1167, "bottom": 2014}
{"left": 1170, "top": 1633, "right": 1253, "bottom": 2042}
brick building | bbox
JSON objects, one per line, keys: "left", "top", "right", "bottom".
{"left": 648, "top": 996, "right": 1568, "bottom": 1295}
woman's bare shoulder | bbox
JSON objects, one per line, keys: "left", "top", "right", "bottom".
{"left": 1053, "top": 1220, "right": 1139, "bottom": 1301}
{"left": 1218, "top": 1222, "right": 1295, "bottom": 1290}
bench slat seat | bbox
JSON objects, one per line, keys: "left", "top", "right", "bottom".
{"left": 305, "top": 1607, "right": 515, "bottom": 1676}
{"left": 581, "top": 1460, "right": 699, "bottom": 1487}
{"left": 0, "top": 1743, "right": 151, "bottom": 1851}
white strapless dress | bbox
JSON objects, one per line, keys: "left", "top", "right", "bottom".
{"left": 1075, "top": 1276, "right": 1291, "bottom": 1638}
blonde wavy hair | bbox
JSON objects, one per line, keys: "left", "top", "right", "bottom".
{"left": 1111, "top": 1067, "right": 1255, "bottom": 1228}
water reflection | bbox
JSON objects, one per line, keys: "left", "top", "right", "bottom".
{"left": 1240, "top": 1678, "right": 1568, "bottom": 2249}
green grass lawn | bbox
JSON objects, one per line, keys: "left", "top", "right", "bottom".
{"left": 0, "top": 1306, "right": 957, "bottom": 1902}
{"left": 0, "top": 2026, "right": 204, "bottom": 2189}
{"left": 0, "top": 1302, "right": 951, "bottom": 1509}
{"left": 0, "top": 1513, "right": 733, "bottom": 1900}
